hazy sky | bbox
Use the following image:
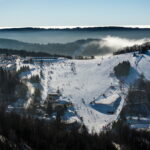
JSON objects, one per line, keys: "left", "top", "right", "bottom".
{"left": 0, "top": 0, "right": 150, "bottom": 27}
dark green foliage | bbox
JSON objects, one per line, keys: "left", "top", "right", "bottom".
{"left": 45, "top": 102, "right": 53, "bottom": 115}
{"left": 15, "top": 83, "right": 28, "bottom": 99}
{"left": 114, "top": 42, "right": 150, "bottom": 55}
{"left": 112, "top": 120, "right": 150, "bottom": 150}
{"left": 29, "top": 75, "right": 40, "bottom": 83}
{"left": 0, "top": 135, "right": 19, "bottom": 150}
{"left": 137, "top": 76, "right": 150, "bottom": 102}
{"left": 1, "top": 106, "right": 150, "bottom": 150}
{"left": 122, "top": 77, "right": 150, "bottom": 117}
{"left": 114, "top": 61, "right": 131, "bottom": 77}
{"left": 0, "top": 67, "right": 28, "bottom": 103}
{"left": 112, "top": 77, "right": 150, "bottom": 150}
{"left": 0, "top": 107, "right": 116, "bottom": 150}
{"left": 40, "top": 70, "right": 44, "bottom": 78}
{"left": 0, "top": 68, "right": 19, "bottom": 94}
{"left": 17, "top": 66, "right": 30, "bottom": 75}
{"left": 74, "top": 56, "right": 95, "bottom": 60}
{"left": 55, "top": 104, "right": 67, "bottom": 116}
{"left": 33, "top": 88, "right": 41, "bottom": 102}
{"left": 45, "top": 102, "right": 68, "bottom": 117}
{"left": 0, "top": 48, "right": 73, "bottom": 59}
{"left": 27, "top": 88, "right": 42, "bottom": 113}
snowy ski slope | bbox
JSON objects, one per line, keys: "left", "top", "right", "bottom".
{"left": 17, "top": 52, "right": 150, "bottom": 133}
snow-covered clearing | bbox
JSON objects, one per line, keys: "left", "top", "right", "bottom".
{"left": 16, "top": 52, "right": 150, "bottom": 133}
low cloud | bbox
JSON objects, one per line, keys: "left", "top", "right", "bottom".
{"left": 99, "top": 36, "right": 150, "bottom": 51}
{"left": 74, "top": 36, "right": 150, "bottom": 56}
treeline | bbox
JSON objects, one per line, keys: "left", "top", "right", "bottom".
{"left": 0, "top": 105, "right": 150, "bottom": 150}
{"left": 111, "top": 77, "right": 150, "bottom": 150}
{"left": 121, "top": 75, "right": 150, "bottom": 117}
{"left": 0, "top": 67, "right": 28, "bottom": 103}
{"left": 111, "top": 119, "right": 150, "bottom": 150}
{"left": 0, "top": 48, "right": 72, "bottom": 59}
{"left": 0, "top": 67, "right": 20, "bottom": 102}
{"left": 113, "top": 42, "right": 150, "bottom": 55}
{"left": 0, "top": 106, "right": 116, "bottom": 150}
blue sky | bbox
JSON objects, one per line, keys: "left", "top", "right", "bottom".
{"left": 0, "top": 0, "right": 150, "bottom": 27}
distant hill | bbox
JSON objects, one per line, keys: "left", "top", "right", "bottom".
{"left": 0, "top": 38, "right": 102, "bottom": 56}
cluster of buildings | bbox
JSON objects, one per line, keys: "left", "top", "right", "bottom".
{"left": 0, "top": 54, "right": 20, "bottom": 71}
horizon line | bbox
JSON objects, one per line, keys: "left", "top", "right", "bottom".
{"left": 0, "top": 25, "right": 150, "bottom": 29}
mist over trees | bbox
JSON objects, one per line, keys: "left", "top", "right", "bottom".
{"left": 114, "top": 42, "right": 150, "bottom": 55}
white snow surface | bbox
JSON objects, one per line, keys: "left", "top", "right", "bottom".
{"left": 95, "top": 94, "right": 119, "bottom": 105}
{"left": 16, "top": 52, "right": 150, "bottom": 133}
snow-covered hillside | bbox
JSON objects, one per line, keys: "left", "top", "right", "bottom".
{"left": 16, "top": 52, "right": 150, "bottom": 133}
